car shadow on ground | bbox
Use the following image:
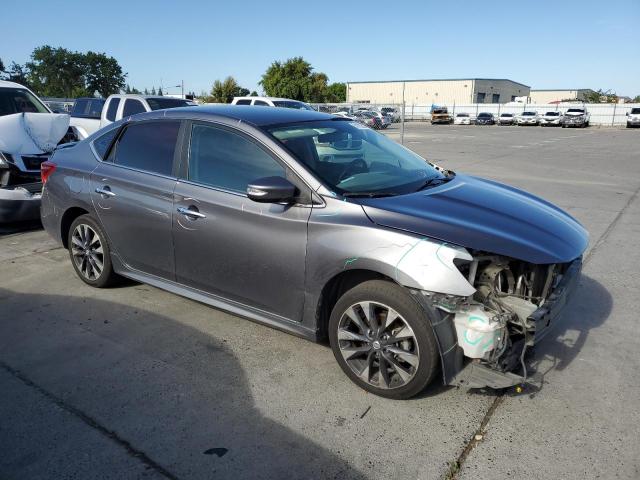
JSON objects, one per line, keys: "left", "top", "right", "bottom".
{"left": 522, "top": 274, "right": 612, "bottom": 394}
{"left": 0, "top": 289, "right": 367, "bottom": 480}
{"left": 0, "top": 220, "right": 42, "bottom": 236}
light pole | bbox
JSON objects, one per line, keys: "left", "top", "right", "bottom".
{"left": 168, "top": 80, "right": 185, "bottom": 98}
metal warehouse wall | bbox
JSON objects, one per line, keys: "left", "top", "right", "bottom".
{"left": 347, "top": 80, "right": 530, "bottom": 105}
{"left": 347, "top": 80, "right": 473, "bottom": 105}
{"left": 473, "top": 80, "right": 530, "bottom": 104}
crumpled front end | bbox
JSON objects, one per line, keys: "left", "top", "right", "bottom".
{"left": 415, "top": 253, "right": 582, "bottom": 389}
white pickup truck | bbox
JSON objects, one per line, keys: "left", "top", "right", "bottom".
{"left": 69, "top": 94, "right": 196, "bottom": 139}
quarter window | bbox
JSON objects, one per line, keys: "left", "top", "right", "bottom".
{"left": 234, "top": 99, "right": 251, "bottom": 105}
{"left": 188, "top": 124, "right": 285, "bottom": 193}
{"left": 93, "top": 127, "right": 120, "bottom": 159}
{"left": 108, "top": 121, "right": 180, "bottom": 176}
{"left": 106, "top": 98, "right": 120, "bottom": 121}
{"left": 122, "top": 99, "right": 146, "bottom": 117}
{"left": 254, "top": 100, "right": 270, "bottom": 106}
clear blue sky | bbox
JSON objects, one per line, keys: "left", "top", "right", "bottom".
{"left": 2, "top": 0, "right": 639, "bottom": 97}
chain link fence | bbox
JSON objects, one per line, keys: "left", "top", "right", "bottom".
{"left": 309, "top": 101, "right": 639, "bottom": 144}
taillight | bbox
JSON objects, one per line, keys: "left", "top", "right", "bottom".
{"left": 41, "top": 161, "right": 57, "bottom": 184}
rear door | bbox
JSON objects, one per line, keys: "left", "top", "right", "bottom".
{"left": 172, "top": 121, "right": 311, "bottom": 321}
{"left": 90, "top": 120, "right": 183, "bottom": 280}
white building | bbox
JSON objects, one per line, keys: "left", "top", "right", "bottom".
{"left": 529, "top": 89, "right": 594, "bottom": 104}
{"left": 346, "top": 78, "right": 530, "bottom": 105}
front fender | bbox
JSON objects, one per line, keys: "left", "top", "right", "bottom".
{"left": 306, "top": 197, "right": 475, "bottom": 298}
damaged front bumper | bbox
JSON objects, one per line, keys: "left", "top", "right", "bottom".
{"left": 415, "top": 256, "right": 583, "bottom": 389}
{"left": 0, "top": 183, "right": 42, "bottom": 223}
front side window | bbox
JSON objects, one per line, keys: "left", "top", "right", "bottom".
{"left": 268, "top": 120, "right": 445, "bottom": 196}
{"left": 106, "top": 98, "right": 120, "bottom": 121}
{"left": 0, "top": 87, "right": 49, "bottom": 116}
{"left": 122, "top": 99, "right": 146, "bottom": 117}
{"left": 108, "top": 121, "right": 180, "bottom": 176}
{"left": 188, "top": 124, "right": 285, "bottom": 193}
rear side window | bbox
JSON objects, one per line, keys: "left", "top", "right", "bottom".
{"left": 234, "top": 99, "right": 251, "bottom": 105}
{"left": 93, "top": 127, "right": 120, "bottom": 159}
{"left": 106, "top": 98, "right": 120, "bottom": 121}
{"left": 188, "top": 124, "right": 284, "bottom": 193}
{"left": 71, "top": 99, "right": 88, "bottom": 116}
{"left": 254, "top": 100, "right": 269, "bottom": 106}
{"left": 108, "top": 121, "right": 180, "bottom": 176}
{"left": 122, "top": 99, "right": 146, "bottom": 117}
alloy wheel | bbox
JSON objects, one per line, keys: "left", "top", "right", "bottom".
{"left": 337, "top": 301, "right": 420, "bottom": 389}
{"left": 71, "top": 224, "right": 104, "bottom": 281}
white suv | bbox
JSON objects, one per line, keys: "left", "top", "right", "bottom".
{"left": 626, "top": 107, "right": 640, "bottom": 128}
{"left": 231, "top": 96, "right": 314, "bottom": 110}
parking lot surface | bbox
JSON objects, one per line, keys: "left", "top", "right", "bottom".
{"left": 1, "top": 124, "right": 638, "bottom": 479}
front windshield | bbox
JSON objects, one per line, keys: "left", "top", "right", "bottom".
{"left": 146, "top": 98, "right": 194, "bottom": 110}
{"left": 267, "top": 119, "right": 446, "bottom": 196}
{"left": 0, "top": 87, "right": 50, "bottom": 116}
{"left": 273, "top": 100, "right": 314, "bottom": 111}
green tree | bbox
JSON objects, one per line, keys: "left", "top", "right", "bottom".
{"left": 325, "top": 82, "right": 346, "bottom": 103}
{"left": 144, "top": 88, "right": 149, "bottom": 95}
{"left": 3, "top": 62, "right": 31, "bottom": 87}
{"left": 259, "top": 56, "right": 339, "bottom": 103}
{"left": 209, "top": 76, "right": 246, "bottom": 103}
{"left": 632, "top": 95, "right": 640, "bottom": 103}
{"left": 157, "top": 87, "right": 163, "bottom": 96}
{"left": 26, "top": 46, "right": 88, "bottom": 97}
{"left": 151, "top": 87, "right": 157, "bottom": 95}
{"left": 250, "top": 90, "right": 258, "bottom": 96}
{"left": 83, "top": 51, "right": 125, "bottom": 97}
{"left": 583, "top": 89, "right": 618, "bottom": 103}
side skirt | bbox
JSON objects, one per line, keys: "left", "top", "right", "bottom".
{"left": 112, "top": 255, "right": 317, "bottom": 341}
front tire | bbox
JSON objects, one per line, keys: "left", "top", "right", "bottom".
{"left": 329, "top": 280, "right": 439, "bottom": 399}
{"left": 68, "top": 214, "right": 119, "bottom": 288}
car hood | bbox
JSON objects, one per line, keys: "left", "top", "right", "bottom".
{"left": 357, "top": 174, "right": 588, "bottom": 264}
{"left": 0, "top": 112, "right": 70, "bottom": 154}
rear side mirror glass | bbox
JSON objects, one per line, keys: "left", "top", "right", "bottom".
{"left": 247, "top": 176, "right": 297, "bottom": 203}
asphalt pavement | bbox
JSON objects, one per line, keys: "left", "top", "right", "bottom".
{"left": 1, "top": 123, "right": 638, "bottom": 479}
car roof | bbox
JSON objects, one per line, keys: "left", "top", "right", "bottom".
{"left": 0, "top": 80, "right": 29, "bottom": 89}
{"left": 144, "top": 104, "right": 334, "bottom": 127}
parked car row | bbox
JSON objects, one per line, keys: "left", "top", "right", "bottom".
{"left": 446, "top": 108, "right": 593, "bottom": 128}
{"left": 331, "top": 108, "right": 393, "bottom": 130}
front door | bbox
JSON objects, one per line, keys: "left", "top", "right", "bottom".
{"left": 172, "top": 122, "right": 311, "bottom": 321}
{"left": 90, "top": 120, "right": 181, "bottom": 280}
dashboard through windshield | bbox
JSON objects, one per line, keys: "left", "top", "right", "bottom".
{"left": 267, "top": 119, "right": 447, "bottom": 196}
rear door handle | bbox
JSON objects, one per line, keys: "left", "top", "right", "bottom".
{"left": 95, "top": 186, "right": 116, "bottom": 197}
{"left": 177, "top": 206, "right": 206, "bottom": 219}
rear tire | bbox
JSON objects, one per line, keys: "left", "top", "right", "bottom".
{"left": 68, "top": 214, "right": 119, "bottom": 288}
{"left": 328, "top": 280, "right": 439, "bottom": 399}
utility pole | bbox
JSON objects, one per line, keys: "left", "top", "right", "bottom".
{"left": 181, "top": 80, "right": 184, "bottom": 99}
{"left": 401, "top": 81, "right": 406, "bottom": 145}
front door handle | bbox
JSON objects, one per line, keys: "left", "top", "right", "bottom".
{"left": 95, "top": 186, "right": 116, "bottom": 198}
{"left": 177, "top": 206, "right": 206, "bottom": 219}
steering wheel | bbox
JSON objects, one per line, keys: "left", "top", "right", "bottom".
{"left": 338, "top": 158, "right": 368, "bottom": 183}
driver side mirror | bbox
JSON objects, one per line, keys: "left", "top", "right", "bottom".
{"left": 247, "top": 176, "right": 297, "bottom": 203}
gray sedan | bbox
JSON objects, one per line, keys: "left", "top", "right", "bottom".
{"left": 41, "top": 106, "right": 587, "bottom": 399}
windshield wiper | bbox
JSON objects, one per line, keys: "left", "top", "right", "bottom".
{"left": 342, "top": 192, "right": 399, "bottom": 198}
{"left": 415, "top": 175, "right": 452, "bottom": 192}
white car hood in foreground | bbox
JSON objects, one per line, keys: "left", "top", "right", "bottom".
{"left": 0, "top": 112, "right": 70, "bottom": 154}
